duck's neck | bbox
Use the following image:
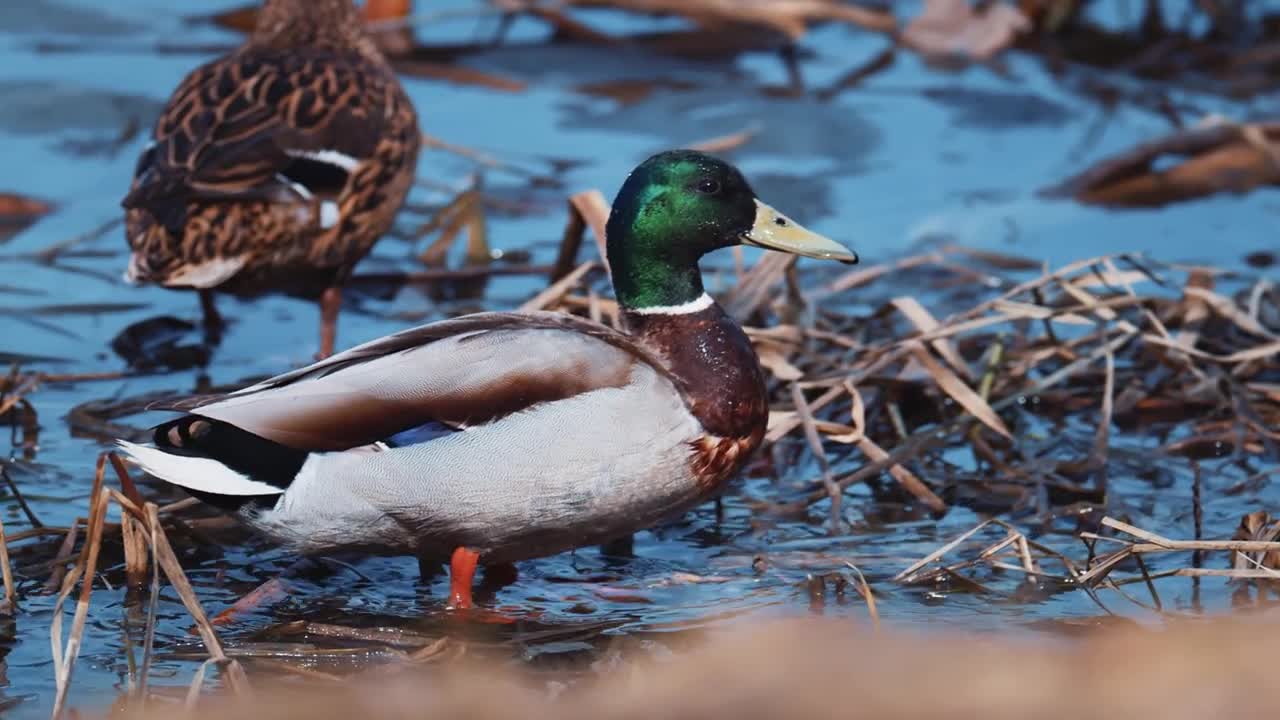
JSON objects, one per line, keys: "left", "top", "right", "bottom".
{"left": 606, "top": 211, "right": 766, "bottom": 440}
{"left": 608, "top": 247, "right": 705, "bottom": 310}
{"left": 252, "top": 0, "right": 383, "bottom": 62}
{"left": 620, "top": 299, "right": 767, "bottom": 442}
{"left": 605, "top": 182, "right": 715, "bottom": 310}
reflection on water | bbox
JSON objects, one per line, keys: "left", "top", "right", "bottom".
{"left": 0, "top": 0, "right": 1277, "bottom": 716}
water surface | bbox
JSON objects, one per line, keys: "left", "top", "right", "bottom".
{"left": 0, "top": 1, "right": 1277, "bottom": 716}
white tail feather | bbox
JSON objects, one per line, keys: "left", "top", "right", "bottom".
{"left": 163, "top": 256, "right": 246, "bottom": 289}
{"left": 115, "top": 440, "right": 284, "bottom": 497}
{"left": 285, "top": 148, "right": 361, "bottom": 172}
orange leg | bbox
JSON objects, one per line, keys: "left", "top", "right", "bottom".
{"left": 317, "top": 285, "right": 342, "bottom": 360}
{"left": 449, "top": 546, "right": 480, "bottom": 609}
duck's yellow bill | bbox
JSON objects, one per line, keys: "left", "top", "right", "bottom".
{"left": 741, "top": 199, "right": 857, "bottom": 264}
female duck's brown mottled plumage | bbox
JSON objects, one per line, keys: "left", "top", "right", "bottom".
{"left": 123, "top": 0, "right": 420, "bottom": 357}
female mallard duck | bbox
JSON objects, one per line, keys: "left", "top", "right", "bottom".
{"left": 117, "top": 151, "right": 856, "bottom": 609}
{"left": 122, "top": 0, "right": 420, "bottom": 359}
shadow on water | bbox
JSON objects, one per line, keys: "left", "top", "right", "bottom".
{"left": 0, "top": 0, "right": 1278, "bottom": 716}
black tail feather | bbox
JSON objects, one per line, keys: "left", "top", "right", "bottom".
{"left": 152, "top": 414, "right": 308, "bottom": 508}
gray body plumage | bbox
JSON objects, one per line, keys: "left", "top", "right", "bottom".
{"left": 248, "top": 363, "right": 700, "bottom": 562}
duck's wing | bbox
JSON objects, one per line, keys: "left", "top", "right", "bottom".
{"left": 160, "top": 312, "right": 678, "bottom": 451}
{"left": 123, "top": 45, "right": 408, "bottom": 229}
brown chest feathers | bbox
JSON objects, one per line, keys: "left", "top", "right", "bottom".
{"left": 621, "top": 301, "right": 769, "bottom": 492}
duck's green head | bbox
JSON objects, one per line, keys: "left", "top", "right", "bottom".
{"left": 606, "top": 150, "right": 857, "bottom": 311}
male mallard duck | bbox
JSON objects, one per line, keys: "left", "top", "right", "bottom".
{"left": 122, "top": 0, "right": 420, "bottom": 359}
{"left": 117, "top": 151, "right": 856, "bottom": 608}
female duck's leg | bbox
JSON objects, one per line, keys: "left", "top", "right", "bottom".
{"left": 317, "top": 285, "right": 342, "bottom": 360}
{"left": 479, "top": 562, "right": 518, "bottom": 593}
{"left": 449, "top": 546, "right": 481, "bottom": 609}
{"left": 199, "top": 289, "right": 224, "bottom": 344}
{"left": 599, "top": 533, "right": 634, "bottom": 559}
{"left": 417, "top": 554, "right": 443, "bottom": 581}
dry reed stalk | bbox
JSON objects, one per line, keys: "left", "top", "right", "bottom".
{"left": 121, "top": 513, "right": 148, "bottom": 589}
{"left": 499, "top": 0, "right": 897, "bottom": 40}
{"left": 820, "top": 382, "right": 945, "bottom": 511}
{"left": 574, "top": 191, "right": 611, "bottom": 261}
{"left": 893, "top": 519, "right": 1001, "bottom": 583}
{"left": 685, "top": 125, "right": 760, "bottom": 154}
{"left": 1016, "top": 535, "right": 1042, "bottom": 578}
{"left": 0, "top": 372, "right": 39, "bottom": 418}
{"left": 560, "top": 292, "right": 621, "bottom": 327}
{"left": 890, "top": 295, "right": 972, "bottom": 381}
{"left": 107, "top": 452, "right": 146, "bottom": 508}
{"left": 105, "top": 456, "right": 154, "bottom": 590}
{"left": 1079, "top": 517, "right": 1280, "bottom": 587}
{"left": 813, "top": 251, "right": 942, "bottom": 298}
{"left": 908, "top": 341, "right": 1011, "bottom": 438}
{"left": 157, "top": 498, "right": 202, "bottom": 515}
{"left": 418, "top": 132, "right": 548, "bottom": 181}
{"left": 790, "top": 383, "right": 840, "bottom": 531}
{"left": 44, "top": 520, "right": 80, "bottom": 593}
{"left": 414, "top": 191, "right": 472, "bottom": 265}
{"left": 725, "top": 252, "right": 795, "bottom": 320}
{"left": 405, "top": 636, "right": 454, "bottom": 664}
{"left": 250, "top": 659, "right": 346, "bottom": 683}
{"left": 1143, "top": 334, "right": 1280, "bottom": 364}
{"left": 768, "top": 430, "right": 944, "bottom": 515}
{"left": 393, "top": 60, "right": 527, "bottom": 93}
{"left": 210, "top": 577, "right": 291, "bottom": 627}
{"left": 842, "top": 561, "right": 879, "bottom": 631}
{"left": 138, "top": 512, "right": 160, "bottom": 706}
{"left": 185, "top": 659, "right": 219, "bottom": 710}
{"left": 551, "top": 190, "right": 610, "bottom": 281}
{"left": 1, "top": 463, "right": 42, "bottom": 528}
{"left": 853, "top": 433, "right": 944, "bottom": 512}
{"left": 145, "top": 503, "right": 250, "bottom": 696}
{"left": 51, "top": 482, "right": 110, "bottom": 719}
{"left": 765, "top": 385, "right": 843, "bottom": 443}
{"left": 0, "top": 514, "right": 15, "bottom": 614}
{"left": 520, "top": 260, "right": 599, "bottom": 312}
{"left": 892, "top": 519, "right": 1088, "bottom": 601}
{"left": 351, "top": 264, "right": 557, "bottom": 289}
{"left": 1095, "top": 350, "right": 1115, "bottom": 466}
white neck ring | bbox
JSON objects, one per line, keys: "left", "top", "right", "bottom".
{"left": 628, "top": 292, "right": 715, "bottom": 316}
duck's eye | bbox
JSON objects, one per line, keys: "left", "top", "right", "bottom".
{"left": 695, "top": 178, "right": 721, "bottom": 195}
